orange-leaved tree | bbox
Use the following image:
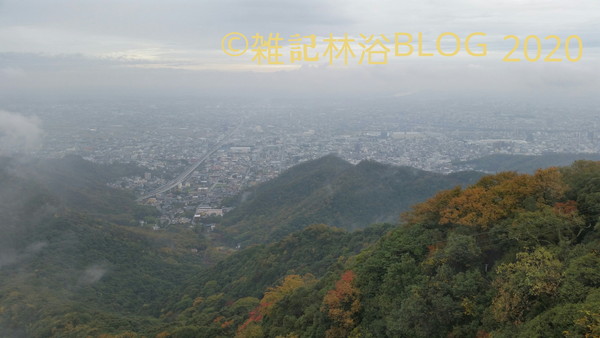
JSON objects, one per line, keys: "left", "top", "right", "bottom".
{"left": 322, "top": 270, "right": 361, "bottom": 338}
{"left": 236, "top": 274, "right": 315, "bottom": 337}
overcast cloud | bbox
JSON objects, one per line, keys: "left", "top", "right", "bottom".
{"left": 0, "top": 0, "right": 598, "bottom": 99}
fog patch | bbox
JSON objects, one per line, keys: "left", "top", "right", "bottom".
{"left": 323, "top": 183, "right": 334, "bottom": 197}
{"left": 25, "top": 241, "right": 48, "bottom": 253}
{"left": 0, "top": 110, "right": 43, "bottom": 155}
{"left": 240, "top": 191, "right": 252, "bottom": 203}
{"left": 0, "top": 241, "right": 48, "bottom": 268}
{"left": 79, "top": 265, "right": 108, "bottom": 285}
{"left": 0, "top": 250, "right": 19, "bottom": 268}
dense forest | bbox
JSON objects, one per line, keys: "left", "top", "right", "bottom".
{"left": 220, "top": 155, "right": 482, "bottom": 246}
{"left": 0, "top": 156, "right": 210, "bottom": 337}
{"left": 156, "top": 160, "right": 600, "bottom": 337}
{"left": 1, "top": 156, "right": 599, "bottom": 337}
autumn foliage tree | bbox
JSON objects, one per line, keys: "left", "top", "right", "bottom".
{"left": 404, "top": 168, "right": 568, "bottom": 229}
{"left": 322, "top": 270, "right": 361, "bottom": 337}
{"left": 236, "top": 274, "right": 315, "bottom": 337}
{"left": 401, "top": 186, "right": 462, "bottom": 225}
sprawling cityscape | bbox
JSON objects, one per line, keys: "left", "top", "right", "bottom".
{"left": 7, "top": 97, "right": 599, "bottom": 226}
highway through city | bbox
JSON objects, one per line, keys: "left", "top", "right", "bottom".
{"left": 137, "top": 121, "right": 242, "bottom": 201}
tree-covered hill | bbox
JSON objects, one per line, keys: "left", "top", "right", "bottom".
{"left": 1, "top": 155, "right": 154, "bottom": 224}
{"left": 221, "top": 155, "right": 483, "bottom": 245}
{"left": 3, "top": 155, "right": 599, "bottom": 337}
{"left": 153, "top": 223, "right": 392, "bottom": 337}
{"left": 161, "top": 161, "right": 600, "bottom": 338}
{"left": 0, "top": 156, "right": 208, "bottom": 337}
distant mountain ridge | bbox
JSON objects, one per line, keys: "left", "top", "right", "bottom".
{"left": 454, "top": 153, "right": 600, "bottom": 173}
{"left": 221, "top": 155, "right": 484, "bottom": 245}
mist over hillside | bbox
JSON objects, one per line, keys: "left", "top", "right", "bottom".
{"left": 0, "top": 156, "right": 208, "bottom": 337}
{"left": 221, "top": 155, "right": 483, "bottom": 245}
{"left": 1, "top": 154, "right": 600, "bottom": 337}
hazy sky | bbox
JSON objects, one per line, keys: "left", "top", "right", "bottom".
{"left": 1, "top": 0, "right": 599, "bottom": 99}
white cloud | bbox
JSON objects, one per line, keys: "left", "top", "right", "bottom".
{"left": 0, "top": 110, "right": 42, "bottom": 155}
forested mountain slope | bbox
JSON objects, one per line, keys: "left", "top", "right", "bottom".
{"left": 0, "top": 156, "right": 207, "bottom": 337}
{"left": 3, "top": 155, "right": 599, "bottom": 337}
{"left": 164, "top": 161, "right": 600, "bottom": 337}
{"left": 221, "top": 155, "right": 483, "bottom": 245}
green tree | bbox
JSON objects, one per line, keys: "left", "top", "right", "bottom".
{"left": 492, "top": 247, "right": 563, "bottom": 324}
